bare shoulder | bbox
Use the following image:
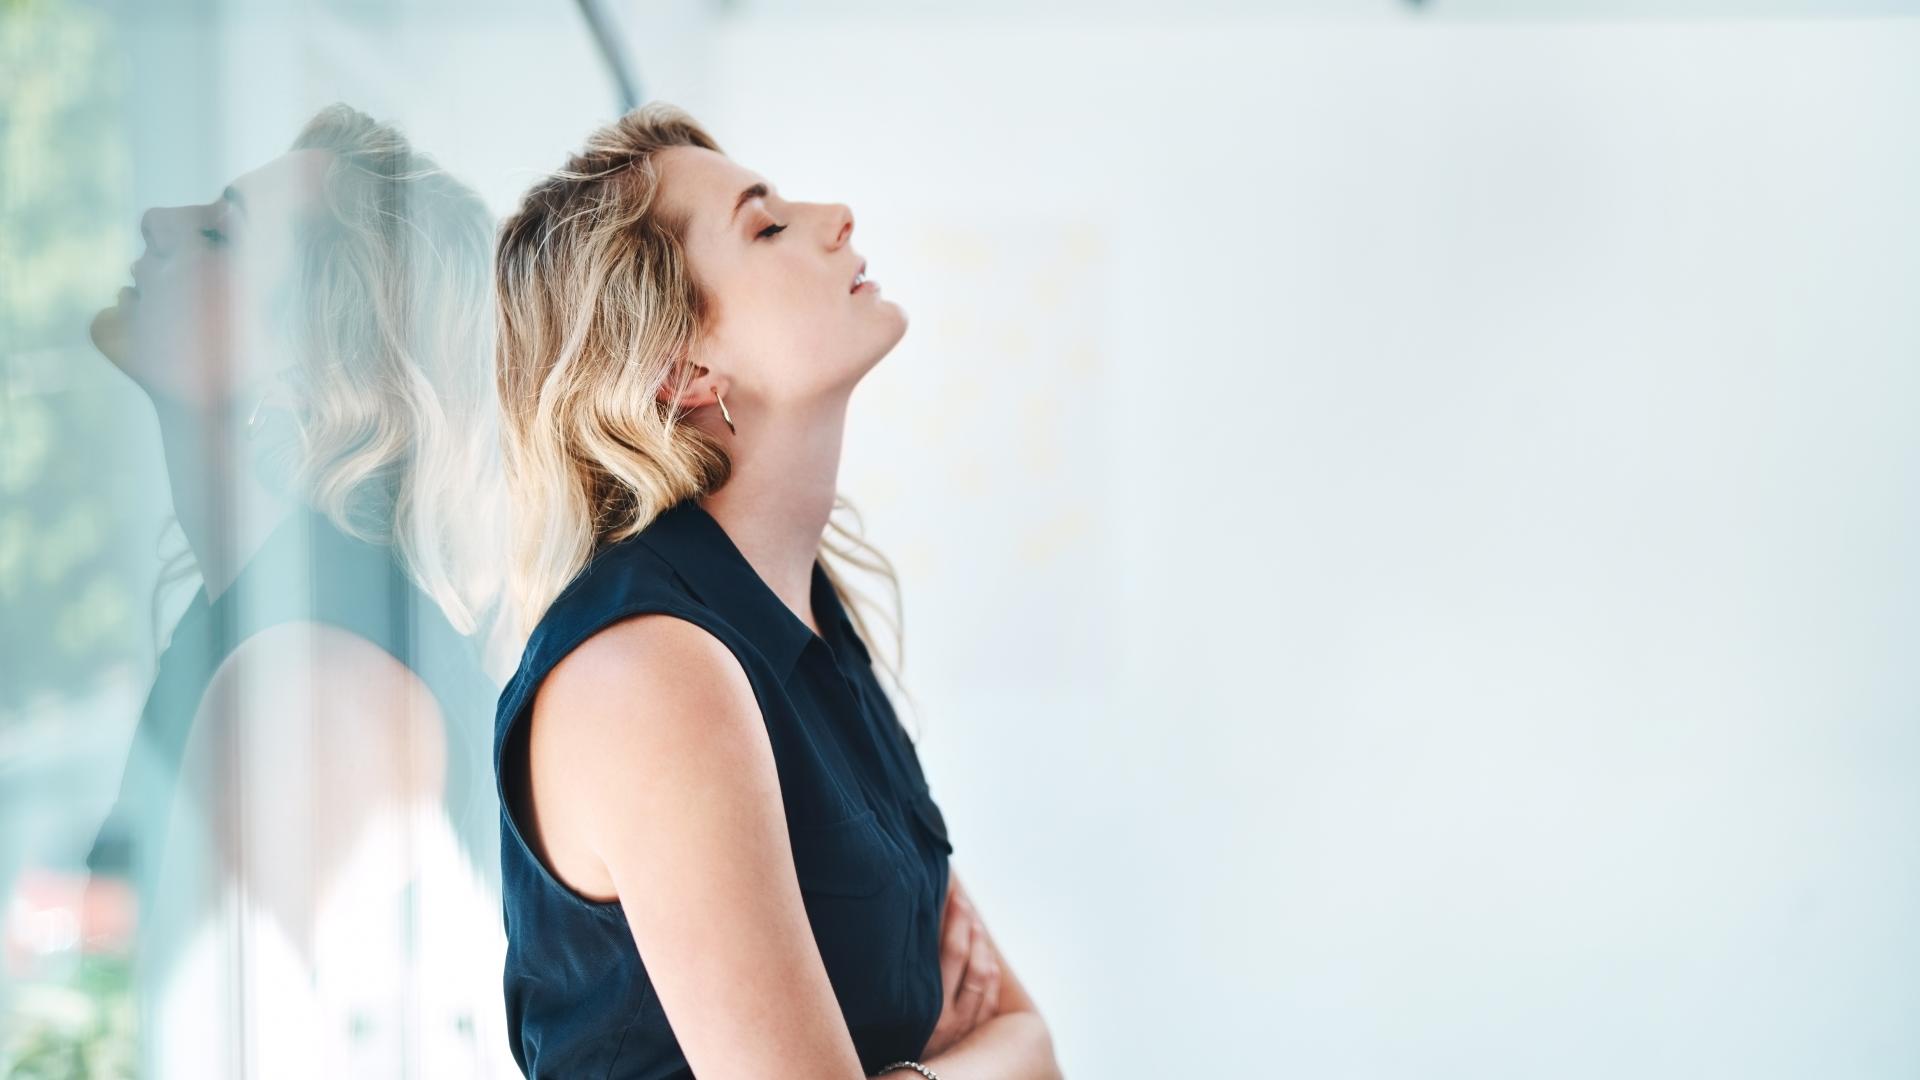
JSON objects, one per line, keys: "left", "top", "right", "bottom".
{"left": 540, "top": 612, "right": 756, "bottom": 728}
{"left": 531, "top": 613, "right": 767, "bottom": 810}
{"left": 521, "top": 613, "right": 772, "bottom": 897}
{"left": 522, "top": 612, "right": 870, "bottom": 1076}
{"left": 199, "top": 620, "right": 446, "bottom": 770}
{"left": 185, "top": 620, "right": 449, "bottom": 893}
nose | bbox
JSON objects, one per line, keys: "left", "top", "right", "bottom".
{"left": 139, "top": 204, "right": 191, "bottom": 254}
{"left": 830, "top": 203, "right": 853, "bottom": 249}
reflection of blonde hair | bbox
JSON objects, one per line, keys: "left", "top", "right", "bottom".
{"left": 272, "top": 102, "right": 505, "bottom": 637}
{"left": 493, "top": 102, "right": 915, "bottom": 725}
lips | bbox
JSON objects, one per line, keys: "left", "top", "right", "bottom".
{"left": 850, "top": 258, "right": 867, "bottom": 293}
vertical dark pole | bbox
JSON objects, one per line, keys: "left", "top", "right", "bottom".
{"left": 574, "top": 0, "right": 643, "bottom": 111}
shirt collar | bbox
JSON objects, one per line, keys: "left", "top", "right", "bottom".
{"left": 636, "top": 495, "right": 849, "bottom": 682}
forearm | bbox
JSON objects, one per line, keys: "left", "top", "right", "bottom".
{"left": 980, "top": 913, "right": 1039, "bottom": 1016}
{"left": 888, "top": 1009, "right": 1062, "bottom": 1080}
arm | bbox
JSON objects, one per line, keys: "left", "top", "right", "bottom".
{"left": 181, "top": 621, "right": 449, "bottom": 1076}
{"left": 900, "top": 1012, "right": 1062, "bottom": 1080}
{"left": 947, "top": 867, "right": 1043, "bottom": 1016}
{"left": 192, "top": 621, "right": 447, "bottom": 964}
{"left": 528, "top": 613, "right": 870, "bottom": 1078}
{"left": 905, "top": 869, "right": 1062, "bottom": 1080}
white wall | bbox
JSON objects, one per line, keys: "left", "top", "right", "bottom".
{"left": 696, "top": 16, "right": 1920, "bottom": 1077}
{"left": 43, "top": 5, "right": 1920, "bottom": 1075}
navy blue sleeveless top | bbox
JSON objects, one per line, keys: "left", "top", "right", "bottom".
{"left": 494, "top": 494, "right": 955, "bottom": 1079}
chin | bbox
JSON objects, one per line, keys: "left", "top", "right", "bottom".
{"left": 875, "top": 300, "right": 908, "bottom": 344}
{"left": 87, "top": 305, "right": 128, "bottom": 366}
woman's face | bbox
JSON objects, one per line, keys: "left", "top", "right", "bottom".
{"left": 657, "top": 145, "right": 907, "bottom": 407}
{"left": 89, "top": 148, "right": 331, "bottom": 411}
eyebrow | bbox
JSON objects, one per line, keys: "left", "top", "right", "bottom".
{"left": 222, "top": 185, "right": 247, "bottom": 217}
{"left": 729, "top": 181, "right": 769, "bottom": 226}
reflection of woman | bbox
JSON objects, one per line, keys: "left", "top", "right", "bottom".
{"left": 491, "top": 102, "right": 1061, "bottom": 1078}
{"left": 84, "top": 104, "right": 510, "bottom": 1076}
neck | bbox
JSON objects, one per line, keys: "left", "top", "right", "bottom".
{"left": 153, "top": 395, "right": 299, "bottom": 606}
{"left": 695, "top": 394, "right": 849, "bottom": 637}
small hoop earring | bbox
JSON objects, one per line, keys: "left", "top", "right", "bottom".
{"left": 715, "top": 388, "right": 736, "bottom": 435}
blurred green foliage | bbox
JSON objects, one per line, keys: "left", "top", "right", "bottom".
{"left": 2, "top": 956, "right": 136, "bottom": 1080}
{"left": 2, "top": 0, "right": 144, "bottom": 1068}
{"left": 0, "top": 0, "right": 151, "bottom": 723}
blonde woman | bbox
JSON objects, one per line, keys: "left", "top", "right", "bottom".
{"left": 492, "top": 102, "right": 1061, "bottom": 1079}
{"left": 85, "top": 104, "right": 510, "bottom": 1076}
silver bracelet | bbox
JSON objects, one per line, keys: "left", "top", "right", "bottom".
{"left": 870, "top": 1061, "right": 940, "bottom": 1079}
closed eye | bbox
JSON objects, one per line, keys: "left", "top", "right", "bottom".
{"left": 756, "top": 222, "right": 787, "bottom": 240}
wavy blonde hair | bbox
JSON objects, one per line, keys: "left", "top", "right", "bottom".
{"left": 493, "top": 101, "right": 917, "bottom": 729}
{"left": 284, "top": 103, "right": 505, "bottom": 636}
{"left": 152, "top": 104, "right": 506, "bottom": 649}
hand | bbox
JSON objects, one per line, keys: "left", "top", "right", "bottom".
{"left": 921, "top": 869, "right": 1003, "bottom": 1059}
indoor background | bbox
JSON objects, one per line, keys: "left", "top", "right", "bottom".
{"left": 3, "top": 1, "right": 1917, "bottom": 1077}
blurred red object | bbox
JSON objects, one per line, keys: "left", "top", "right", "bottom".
{"left": 4, "top": 864, "right": 137, "bottom": 976}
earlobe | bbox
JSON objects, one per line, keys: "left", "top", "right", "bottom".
{"left": 654, "top": 367, "right": 733, "bottom": 436}
{"left": 653, "top": 354, "right": 707, "bottom": 410}
{"left": 655, "top": 351, "right": 734, "bottom": 432}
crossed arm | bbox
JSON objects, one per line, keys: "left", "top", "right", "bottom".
{"left": 531, "top": 612, "right": 1062, "bottom": 1079}
{"left": 910, "top": 866, "right": 1059, "bottom": 1078}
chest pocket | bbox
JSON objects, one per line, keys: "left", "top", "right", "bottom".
{"left": 880, "top": 723, "right": 954, "bottom": 858}
{"left": 789, "top": 808, "right": 914, "bottom": 1015}
{"left": 791, "top": 808, "right": 894, "bottom": 896}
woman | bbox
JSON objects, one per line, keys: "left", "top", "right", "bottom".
{"left": 84, "top": 103, "right": 512, "bottom": 1077}
{"left": 491, "top": 102, "right": 1062, "bottom": 1078}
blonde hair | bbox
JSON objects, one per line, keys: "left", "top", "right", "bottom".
{"left": 281, "top": 103, "right": 506, "bottom": 637}
{"left": 150, "top": 103, "right": 506, "bottom": 647}
{"left": 493, "top": 101, "right": 917, "bottom": 729}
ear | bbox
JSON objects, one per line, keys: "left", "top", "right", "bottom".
{"left": 654, "top": 349, "right": 725, "bottom": 411}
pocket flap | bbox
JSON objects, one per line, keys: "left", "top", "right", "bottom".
{"left": 908, "top": 793, "right": 953, "bottom": 856}
{"left": 790, "top": 809, "right": 890, "bottom": 897}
